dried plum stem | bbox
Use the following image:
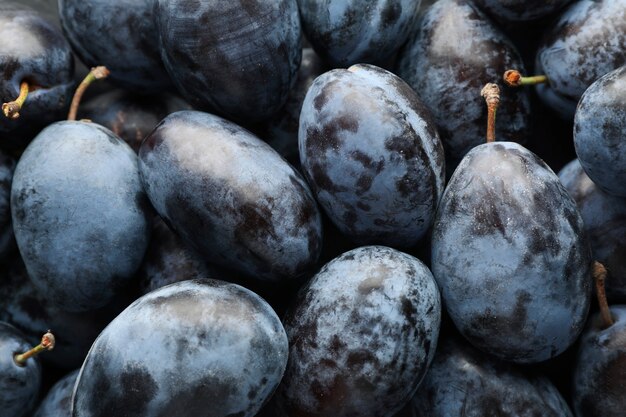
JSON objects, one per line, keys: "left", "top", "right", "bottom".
{"left": 68, "top": 66, "right": 110, "bottom": 121}
{"left": 503, "top": 70, "right": 548, "bottom": 87}
{"left": 593, "top": 261, "right": 614, "bottom": 328}
{"left": 481, "top": 83, "right": 500, "bottom": 143}
{"left": 13, "top": 330, "right": 55, "bottom": 367}
{"left": 2, "top": 81, "right": 30, "bottom": 120}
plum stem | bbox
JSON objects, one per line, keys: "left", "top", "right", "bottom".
{"left": 503, "top": 70, "right": 548, "bottom": 87}
{"left": 593, "top": 261, "right": 614, "bottom": 328}
{"left": 2, "top": 81, "right": 30, "bottom": 120}
{"left": 481, "top": 83, "right": 500, "bottom": 143}
{"left": 13, "top": 330, "right": 55, "bottom": 367}
{"left": 68, "top": 66, "right": 110, "bottom": 121}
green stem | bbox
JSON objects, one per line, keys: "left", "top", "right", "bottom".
{"left": 504, "top": 70, "right": 548, "bottom": 87}
{"left": 13, "top": 330, "right": 55, "bottom": 367}
{"left": 68, "top": 66, "right": 110, "bottom": 121}
{"left": 2, "top": 81, "right": 30, "bottom": 119}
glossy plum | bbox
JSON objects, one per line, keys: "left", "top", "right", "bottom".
{"left": 139, "top": 110, "right": 322, "bottom": 283}
{"left": 154, "top": 0, "right": 301, "bottom": 123}
{"left": 32, "top": 369, "right": 78, "bottom": 417}
{"left": 574, "top": 66, "right": 626, "bottom": 197}
{"left": 275, "top": 246, "right": 441, "bottom": 417}
{"left": 11, "top": 121, "right": 151, "bottom": 312}
{"left": 298, "top": 0, "right": 422, "bottom": 67}
{"left": 396, "top": 0, "right": 530, "bottom": 175}
{"left": 72, "top": 279, "right": 288, "bottom": 417}
{"left": 472, "top": 0, "right": 572, "bottom": 22}
{"left": 299, "top": 64, "right": 445, "bottom": 247}
{"left": 431, "top": 142, "right": 592, "bottom": 363}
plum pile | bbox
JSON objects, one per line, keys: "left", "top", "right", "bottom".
{"left": 1, "top": 0, "right": 625, "bottom": 416}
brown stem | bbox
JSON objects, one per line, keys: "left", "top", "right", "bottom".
{"left": 13, "top": 330, "right": 55, "bottom": 367}
{"left": 593, "top": 261, "right": 614, "bottom": 328}
{"left": 481, "top": 83, "right": 500, "bottom": 143}
{"left": 503, "top": 70, "right": 548, "bottom": 87}
{"left": 68, "top": 66, "right": 110, "bottom": 121}
{"left": 2, "top": 81, "right": 30, "bottom": 120}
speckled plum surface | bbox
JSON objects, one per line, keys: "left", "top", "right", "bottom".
{"left": 32, "top": 369, "right": 78, "bottom": 417}
{"left": 0, "top": 149, "right": 15, "bottom": 259}
{"left": 72, "top": 279, "right": 288, "bottom": 417}
{"left": 431, "top": 142, "right": 592, "bottom": 363}
{"left": 275, "top": 246, "right": 441, "bottom": 416}
{"left": 396, "top": 0, "right": 530, "bottom": 175}
{"left": 299, "top": 64, "right": 445, "bottom": 247}
{"left": 154, "top": 0, "right": 301, "bottom": 123}
{"left": 298, "top": 0, "right": 421, "bottom": 67}
{"left": 11, "top": 121, "right": 151, "bottom": 312}
{"left": 472, "top": 0, "right": 572, "bottom": 22}
{"left": 559, "top": 159, "right": 626, "bottom": 302}
{"left": 574, "top": 66, "right": 626, "bottom": 197}
{"left": 572, "top": 306, "right": 626, "bottom": 417}
{"left": 410, "top": 336, "right": 573, "bottom": 416}
{"left": 139, "top": 110, "right": 322, "bottom": 283}
{"left": 0, "top": 322, "right": 40, "bottom": 417}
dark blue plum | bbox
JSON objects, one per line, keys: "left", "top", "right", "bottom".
{"left": 0, "top": 2, "right": 74, "bottom": 148}
{"left": 72, "top": 279, "right": 288, "bottom": 417}
{"left": 396, "top": 0, "right": 530, "bottom": 175}
{"left": 139, "top": 110, "right": 322, "bottom": 283}
{"left": 59, "top": 0, "right": 171, "bottom": 90}
{"left": 472, "top": 0, "right": 572, "bottom": 22}
{"left": 559, "top": 159, "right": 626, "bottom": 302}
{"left": 32, "top": 369, "right": 78, "bottom": 417}
{"left": 572, "top": 305, "right": 626, "bottom": 417}
{"left": 298, "top": 0, "right": 422, "bottom": 67}
{"left": 0, "top": 149, "right": 15, "bottom": 260}
{"left": 431, "top": 142, "right": 592, "bottom": 363}
{"left": 574, "top": 66, "right": 626, "bottom": 197}
{"left": 154, "top": 0, "right": 301, "bottom": 123}
{"left": 79, "top": 90, "right": 191, "bottom": 153}
{"left": 11, "top": 121, "right": 152, "bottom": 312}
{"left": 274, "top": 246, "right": 441, "bottom": 417}
{"left": 0, "top": 322, "right": 41, "bottom": 417}
{"left": 299, "top": 64, "right": 445, "bottom": 248}
{"left": 409, "top": 335, "right": 573, "bottom": 416}
{"left": 536, "top": 0, "right": 626, "bottom": 119}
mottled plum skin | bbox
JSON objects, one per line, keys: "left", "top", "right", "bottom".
{"left": 572, "top": 306, "right": 626, "bottom": 417}
{"left": 299, "top": 64, "right": 445, "bottom": 247}
{"left": 275, "top": 246, "right": 441, "bottom": 417}
{"left": 0, "top": 322, "right": 41, "bottom": 417}
{"left": 536, "top": 0, "right": 626, "bottom": 119}
{"left": 11, "top": 121, "right": 151, "bottom": 312}
{"left": 32, "top": 369, "right": 78, "bottom": 417}
{"left": 298, "top": 0, "right": 421, "bottom": 67}
{"left": 574, "top": 66, "right": 626, "bottom": 197}
{"left": 155, "top": 0, "right": 301, "bottom": 123}
{"left": 139, "top": 110, "right": 322, "bottom": 283}
{"left": 396, "top": 0, "right": 530, "bottom": 175}
{"left": 0, "top": 260, "right": 132, "bottom": 369}
{"left": 409, "top": 336, "right": 573, "bottom": 416}
{"left": 72, "top": 279, "right": 288, "bottom": 417}
{"left": 59, "top": 0, "right": 171, "bottom": 90}
{"left": 431, "top": 142, "right": 592, "bottom": 363}
{"left": 0, "top": 2, "right": 74, "bottom": 147}
{"left": 79, "top": 90, "right": 191, "bottom": 153}
{"left": 0, "top": 150, "right": 15, "bottom": 259}
{"left": 559, "top": 160, "right": 626, "bottom": 302}
{"left": 472, "top": 0, "right": 572, "bottom": 22}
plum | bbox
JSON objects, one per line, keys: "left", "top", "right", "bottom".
{"left": 472, "top": 0, "right": 572, "bottom": 22}
{"left": 32, "top": 369, "right": 78, "bottom": 417}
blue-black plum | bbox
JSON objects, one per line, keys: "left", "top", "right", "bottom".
{"left": 559, "top": 159, "right": 626, "bottom": 302}
{"left": 298, "top": 0, "right": 422, "bottom": 67}
{"left": 274, "top": 246, "right": 441, "bottom": 417}
{"left": 154, "top": 0, "right": 301, "bottom": 123}
{"left": 72, "top": 279, "right": 288, "bottom": 417}
{"left": 431, "top": 142, "right": 592, "bottom": 363}
{"left": 139, "top": 110, "right": 322, "bottom": 283}
{"left": 472, "top": 0, "right": 572, "bottom": 22}
{"left": 396, "top": 0, "right": 530, "bottom": 175}
{"left": 11, "top": 121, "right": 151, "bottom": 312}
{"left": 573, "top": 66, "right": 626, "bottom": 197}
{"left": 409, "top": 335, "right": 573, "bottom": 416}
{"left": 0, "top": 149, "right": 15, "bottom": 260}
{"left": 59, "top": 0, "right": 171, "bottom": 90}
{"left": 32, "top": 369, "right": 78, "bottom": 417}
{"left": 572, "top": 305, "right": 626, "bottom": 417}
{"left": 0, "top": 321, "right": 41, "bottom": 417}
{"left": 299, "top": 64, "right": 445, "bottom": 247}
{"left": 535, "top": 0, "right": 626, "bottom": 119}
